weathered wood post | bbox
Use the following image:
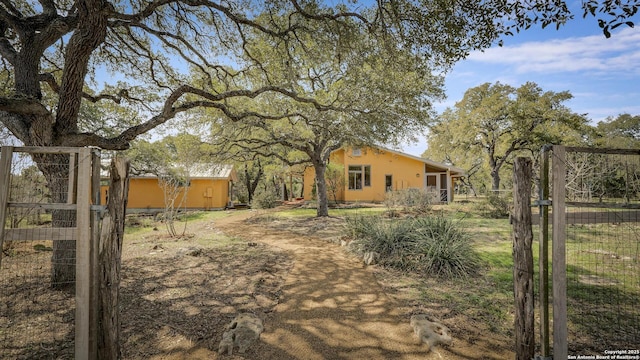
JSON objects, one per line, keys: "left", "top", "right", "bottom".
{"left": 98, "top": 157, "right": 130, "bottom": 359}
{"left": 513, "top": 157, "right": 534, "bottom": 360}
{"left": 538, "top": 146, "right": 551, "bottom": 358}
{"left": 552, "top": 145, "right": 568, "bottom": 359}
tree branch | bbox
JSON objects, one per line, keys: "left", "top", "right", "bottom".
{"left": 0, "top": 111, "right": 28, "bottom": 140}
{"left": 57, "top": 83, "right": 342, "bottom": 150}
{"left": 38, "top": 0, "right": 57, "bottom": 16}
{"left": 0, "top": 36, "right": 16, "bottom": 64}
{"left": 0, "top": 96, "right": 52, "bottom": 117}
{"left": 40, "top": 72, "right": 146, "bottom": 105}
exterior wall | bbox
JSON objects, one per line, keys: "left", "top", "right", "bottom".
{"left": 303, "top": 148, "right": 428, "bottom": 202}
{"left": 101, "top": 177, "right": 231, "bottom": 211}
{"left": 342, "top": 147, "right": 425, "bottom": 202}
{"left": 303, "top": 151, "right": 346, "bottom": 201}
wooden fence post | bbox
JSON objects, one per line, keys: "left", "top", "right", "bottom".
{"left": 539, "top": 146, "right": 551, "bottom": 358}
{"left": 76, "top": 148, "right": 92, "bottom": 360}
{"left": 98, "top": 157, "right": 130, "bottom": 360}
{"left": 0, "top": 146, "right": 14, "bottom": 267}
{"left": 552, "top": 145, "right": 568, "bottom": 359}
{"left": 90, "top": 149, "right": 101, "bottom": 359}
{"left": 513, "top": 157, "right": 534, "bottom": 360}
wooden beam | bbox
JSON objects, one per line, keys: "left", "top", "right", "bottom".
{"left": 531, "top": 210, "right": 640, "bottom": 225}
{"left": 539, "top": 147, "right": 550, "bottom": 357}
{"left": 565, "top": 201, "right": 640, "bottom": 209}
{"left": 512, "top": 157, "right": 535, "bottom": 360}
{"left": 13, "top": 146, "right": 85, "bottom": 154}
{"left": 4, "top": 227, "right": 77, "bottom": 241}
{"left": 89, "top": 149, "right": 101, "bottom": 358}
{"left": 7, "top": 202, "right": 77, "bottom": 210}
{"left": 75, "top": 148, "right": 92, "bottom": 360}
{"left": 565, "top": 146, "right": 640, "bottom": 155}
{"left": 552, "top": 145, "right": 568, "bottom": 359}
{"left": 0, "top": 146, "right": 14, "bottom": 267}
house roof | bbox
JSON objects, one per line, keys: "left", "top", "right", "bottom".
{"left": 346, "top": 146, "right": 466, "bottom": 176}
{"left": 379, "top": 147, "right": 466, "bottom": 176}
{"left": 189, "top": 164, "right": 235, "bottom": 179}
{"left": 101, "top": 162, "right": 236, "bottom": 180}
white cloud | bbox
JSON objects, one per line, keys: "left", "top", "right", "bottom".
{"left": 467, "top": 27, "right": 640, "bottom": 75}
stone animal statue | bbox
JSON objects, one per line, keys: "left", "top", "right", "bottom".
{"left": 218, "top": 313, "right": 264, "bottom": 355}
{"left": 217, "top": 330, "right": 235, "bottom": 355}
{"left": 410, "top": 314, "right": 452, "bottom": 352}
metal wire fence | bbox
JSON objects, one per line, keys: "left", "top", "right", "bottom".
{"left": 0, "top": 148, "right": 92, "bottom": 360}
{"left": 543, "top": 146, "right": 640, "bottom": 357}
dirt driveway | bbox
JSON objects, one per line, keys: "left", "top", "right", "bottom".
{"left": 118, "top": 209, "right": 512, "bottom": 359}
{"left": 211, "top": 211, "right": 512, "bottom": 360}
{"left": 218, "top": 212, "right": 433, "bottom": 359}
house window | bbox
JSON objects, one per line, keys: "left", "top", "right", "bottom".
{"left": 348, "top": 165, "right": 371, "bottom": 190}
{"left": 352, "top": 148, "right": 362, "bottom": 156}
{"left": 364, "top": 166, "right": 371, "bottom": 186}
{"left": 385, "top": 175, "right": 392, "bottom": 192}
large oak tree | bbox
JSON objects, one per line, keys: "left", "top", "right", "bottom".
{"left": 0, "top": 0, "right": 636, "bottom": 283}
{"left": 426, "top": 82, "right": 587, "bottom": 191}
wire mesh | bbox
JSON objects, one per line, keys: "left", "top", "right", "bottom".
{"left": 558, "top": 148, "right": 640, "bottom": 355}
{"left": 1, "top": 151, "right": 77, "bottom": 359}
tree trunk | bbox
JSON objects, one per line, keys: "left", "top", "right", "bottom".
{"left": 314, "top": 162, "right": 329, "bottom": 217}
{"left": 245, "top": 161, "right": 263, "bottom": 204}
{"left": 512, "top": 157, "right": 534, "bottom": 360}
{"left": 98, "top": 157, "right": 130, "bottom": 360}
{"left": 491, "top": 169, "right": 501, "bottom": 191}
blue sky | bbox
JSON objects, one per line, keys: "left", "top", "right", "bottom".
{"left": 400, "top": 18, "right": 640, "bottom": 157}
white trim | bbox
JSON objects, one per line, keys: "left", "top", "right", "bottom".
{"left": 425, "top": 172, "right": 451, "bottom": 203}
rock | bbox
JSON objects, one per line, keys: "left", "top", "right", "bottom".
{"left": 218, "top": 313, "right": 264, "bottom": 355}
{"left": 410, "top": 314, "right": 452, "bottom": 352}
{"left": 176, "top": 246, "right": 203, "bottom": 257}
{"left": 217, "top": 330, "right": 234, "bottom": 355}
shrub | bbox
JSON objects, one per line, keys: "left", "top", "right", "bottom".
{"left": 410, "top": 216, "right": 481, "bottom": 278}
{"left": 251, "top": 190, "right": 278, "bottom": 209}
{"left": 384, "top": 188, "right": 438, "bottom": 215}
{"left": 476, "top": 192, "right": 511, "bottom": 218}
{"left": 345, "top": 214, "right": 480, "bottom": 278}
{"left": 345, "top": 214, "right": 416, "bottom": 269}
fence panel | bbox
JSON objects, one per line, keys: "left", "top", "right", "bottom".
{"left": 544, "top": 146, "right": 640, "bottom": 357}
{"left": 0, "top": 147, "right": 96, "bottom": 359}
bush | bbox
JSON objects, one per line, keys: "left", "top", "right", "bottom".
{"left": 251, "top": 190, "right": 278, "bottom": 209}
{"left": 411, "top": 216, "right": 481, "bottom": 278}
{"left": 383, "top": 188, "right": 438, "bottom": 215}
{"left": 475, "top": 192, "right": 511, "bottom": 218}
{"left": 345, "top": 214, "right": 481, "bottom": 278}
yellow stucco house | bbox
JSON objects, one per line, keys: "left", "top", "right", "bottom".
{"left": 101, "top": 164, "right": 237, "bottom": 212}
{"left": 303, "top": 147, "right": 465, "bottom": 204}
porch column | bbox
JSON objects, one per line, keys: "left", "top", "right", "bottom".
{"left": 446, "top": 169, "right": 452, "bottom": 203}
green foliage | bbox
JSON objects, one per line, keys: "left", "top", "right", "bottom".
{"left": 251, "top": 189, "right": 279, "bottom": 209}
{"left": 325, "top": 163, "right": 345, "bottom": 204}
{"left": 384, "top": 188, "right": 438, "bottom": 215}
{"left": 426, "top": 81, "right": 588, "bottom": 191}
{"left": 345, "top": 214, "right": 481, "bottom": 278}
{"left": 475, "top": 193, "right": 511, "bottom": 219}
{"left": 595, "top": 113, "right": 640, "bottom": 149}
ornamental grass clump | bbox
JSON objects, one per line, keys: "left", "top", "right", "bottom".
{"left": 410, "top": 216, "right": 481, "bottom": 278}
{"left": 345, "top": 214, "right": 481, "bottom": 278}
